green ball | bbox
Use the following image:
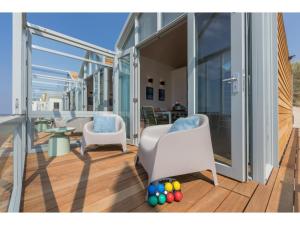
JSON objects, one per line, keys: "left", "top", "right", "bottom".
{"left": 148, "top": 195, "right": 158, "bottom": 207}
{"left": 158, "top": 194, "right": 166, "bottom": 205}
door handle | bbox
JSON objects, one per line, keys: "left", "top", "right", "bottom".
{"left": 222, "top": 73, "right": 240, "bottom": 94}
{"left": 222, "top": 77, "right": 237, "bottom": 83}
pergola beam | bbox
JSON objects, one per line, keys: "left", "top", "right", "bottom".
{"left": 27, "top": 22, "right": 115, "bottom": 58}
{"left": 32, "top": 44, "right": 112, "bottom": 67}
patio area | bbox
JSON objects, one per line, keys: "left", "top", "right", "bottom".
{"left": 20, "top": 128, "right": 300, "bottom": 212}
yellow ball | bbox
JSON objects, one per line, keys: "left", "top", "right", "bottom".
{"left": 165, "top": 182, "right": 173, "bottom": 192}
{"left": 172, "top": 181, "right": 181, "bottom": 191}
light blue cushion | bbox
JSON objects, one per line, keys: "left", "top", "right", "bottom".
{"left": 93, "top": 115, "right": 116, "bottom": 133}
{"left": 168, "top": 115, "right": 200, "bottom": 133}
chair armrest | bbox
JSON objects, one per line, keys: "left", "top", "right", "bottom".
{"left": 156, "top": 119, "right": 212, "bottom": 157}
{"left": 141, "top": 124, "right": 172, "bottom": 140}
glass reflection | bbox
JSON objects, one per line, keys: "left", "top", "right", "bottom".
{"left": 196, "top": 13, "right": 232, "bottom": 165}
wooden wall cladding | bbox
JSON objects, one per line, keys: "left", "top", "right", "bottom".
{"left": 278, "top": 13, "right": 293, "bottom": 161}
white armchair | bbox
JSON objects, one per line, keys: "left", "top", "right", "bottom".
{"left": 81, "top": 114, "right": 127, "bottom": 155}
{"left": 137, "top": 114, "right": 218, "bottom": 185}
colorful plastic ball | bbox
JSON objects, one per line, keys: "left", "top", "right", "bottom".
{"left": 172, "top": 181, "right": 181, "bottom": 191}
{"left": 157, "top": 183, "right": 165, "bottom": 193}
{"left": 148, "top": 195, "right": 158, "bottom": 207}
{"left": 147, "top": 184, "right": 156, "bottom": 195}
{"left": 165, "top": 182, "right": 173, "bottom": 192}
{"left": 158, "top": 194, "right": 167, "bottom": 205}
{"left": 166, "top": 192, "right": 175, "bottom": 203}
{"left": 155, "top": 192, "right": 160, "bottom": 197}
{"left": 164, "top": 190, "right": 168, "bottom": 195}
{"left": 174, "top": 191, "right": 183, "bottom": 202}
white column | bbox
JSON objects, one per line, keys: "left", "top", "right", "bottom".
{"left": 9, "top": 13, "right": 28, "bottom": 212}
{"left": 134, "top": 15, "right": 139, "bottom": 45}
{"left": 83, "top": 63, "right": 87, "bottom": 111}
{"left": 157, "top": 13, "right": 162, "bottom": 31}
{"left": 187, "top": 13, "right": 196, "bottom": 115}
{"left": 12, "top": 13, "right": 27, "bottom": 115}
{"left": 251, "top": 13, "right": 278, "bottom": 184}
{"left": 103, "top": 67, "right": 109, "bottom": 111}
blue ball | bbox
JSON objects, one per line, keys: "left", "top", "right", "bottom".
{"left": 148, "top": 184, "right": 156, "bottom": 195}
{"left": 156, "top": 183, "right": 165, "bottom": 193}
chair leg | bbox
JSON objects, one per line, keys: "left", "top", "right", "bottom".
{"left": 211, "top": 167, "right": 219, "bottom": 186}
{"left": 80, "top": 137, "right": 86, "bottom": 156}
{"left": 122, "top": 142, "right": 127, "bottom": 153}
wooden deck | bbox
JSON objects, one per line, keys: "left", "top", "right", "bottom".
{"left": 21, "top": 129, "right": 300, "bottom": 212}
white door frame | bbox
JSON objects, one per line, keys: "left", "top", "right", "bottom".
{"left": 114, "top": 47, "right": 138, "bottom": 145}
{"left": 188, "top": 13, "right": 247, "bottom": 181}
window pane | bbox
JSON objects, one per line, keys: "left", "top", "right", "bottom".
{"left": 138, "top": 13, "right": 157, "bottom": 42}
{"left": 162, "top": 13, "right": 183, "bottom": 27}
{"left": 196, "top": 13, "right": 231, "bottom": 60}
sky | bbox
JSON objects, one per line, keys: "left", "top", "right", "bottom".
{"left": 0, "top": 13, "right": 128, "bottom": 115}
{"left": 283, "top": 13, "right": 300, "bottom": 62}
{"left": 0, "top": 13, "right": 12, "bottom": 115}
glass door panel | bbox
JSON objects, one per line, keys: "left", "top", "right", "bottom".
{"left": 117, "top": 50, "right": 133, "bottom": 141}
{"left": 195, "top": 13, "right": 246, "bottom": 181}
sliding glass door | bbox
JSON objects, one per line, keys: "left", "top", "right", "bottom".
{"left": 193, "top": 13, "right": 246, "bottom": 181}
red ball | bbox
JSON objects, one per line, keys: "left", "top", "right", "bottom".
{"left": 166, "top": 192, "right": 174, "bottom": 203}
{"left": 174, "top": 191, "right": 183, "bottom": 202}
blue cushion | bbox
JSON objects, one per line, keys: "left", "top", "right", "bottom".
{"left": 93, "top": 115, "right": 116, "bottom": 133}
{"left": 168, "top": 115, "right": 200, "bottom": 133}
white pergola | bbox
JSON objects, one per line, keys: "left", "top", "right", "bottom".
{"left": 10, "top": 13, "right": 116, "bottom": 212}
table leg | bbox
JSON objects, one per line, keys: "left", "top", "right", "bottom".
{"left": 48, "top": 133, "right": 70, "bottom": 157}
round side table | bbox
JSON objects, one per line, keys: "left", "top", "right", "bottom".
{"left": 45, "top": 127, "right": 75, "bottom": 157}
{"left": 35, "top": 119, "right": 51, "bottom": 132}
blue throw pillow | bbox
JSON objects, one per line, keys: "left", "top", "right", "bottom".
{"left": 168, "top": 115, "right": 200, "bottom": 133}
{"left": 93, "top": 115, "right": 116, "bottom": 133}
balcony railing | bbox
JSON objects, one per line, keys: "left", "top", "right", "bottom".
{"left": 0, "top": 115, "right": 26, "bottom": 212}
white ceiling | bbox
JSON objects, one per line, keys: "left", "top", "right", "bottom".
{"left": 139, "top": 21, "right": 187, "bottom": 69}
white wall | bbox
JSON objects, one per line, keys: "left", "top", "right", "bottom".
{"left": 47, "top": 98, "right": 63, "bottom": 111}
{"left": 140, "top": 56, "right": 187, "bottom": 110}
{"left": 171, "top": 67, "right": 187, "bottom": 107}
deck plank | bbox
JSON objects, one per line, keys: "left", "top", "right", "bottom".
{"left": 192, "top": 171, "right": 238, "bottom": 191}
{"left": 232, "top": 180, "right": 258, "bottom": 197}
{"left": 215, "top": 192, "right": 249, "bottom": 212}
{"left": 188, "top": 186, "right": 230, "bottom": 212}
{"left": 266, "top": 129, "right": 297, "bottom": 212}
{"left": 244, "top": 168, "right": 279, "bottom": 212}
{"left": 294, "top": 130, "right": 300, "bottom": 212}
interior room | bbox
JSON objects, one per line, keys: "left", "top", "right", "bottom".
{"left": 139, "top": 20, "right": 187, "bottom": 129}
{"left": 86, "top": 76, "right": 94, "bottom": 111}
